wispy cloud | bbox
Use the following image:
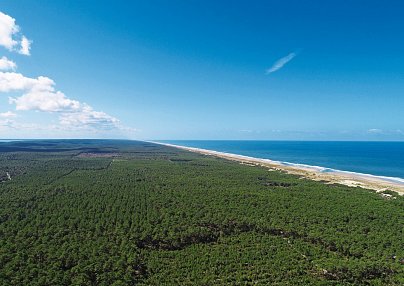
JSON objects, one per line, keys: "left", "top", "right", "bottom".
{"left": 266, "top": 52, "right": 297, "bottom": 74}
{"left": 367, "top": 128, "right": 383, "bottom": 134}
{"left": 0, "top": 111, "right": 17, "bottom": 118}
{"left": 395, "top": 129, "right": 404, "bottom": 135}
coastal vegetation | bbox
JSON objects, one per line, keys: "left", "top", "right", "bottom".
{"left": 0, "top": 140, "right": 403, "bottom": 285}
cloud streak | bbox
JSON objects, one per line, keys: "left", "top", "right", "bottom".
{"left": 266, "top": 52, "right": 297, "bottom": 74}
{"left": 367, "top": 128, "right": 383, "bottom": 134}
{"left": 0, "top": 111, "right": 16, "bottom": 118}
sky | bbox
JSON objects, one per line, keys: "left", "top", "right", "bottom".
{"left": 0, "top": 0, "right": 403, "bottom": 140}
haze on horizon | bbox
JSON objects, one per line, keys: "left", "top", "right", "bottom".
{"left": 0, "top": 1, "right": 403, "bottom": 141}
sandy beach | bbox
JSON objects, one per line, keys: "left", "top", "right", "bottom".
{"left": 153, "top": 141, "right": 404, "bottom": 196}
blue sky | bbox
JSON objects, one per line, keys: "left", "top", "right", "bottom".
{"left": 0, "top": 0, "right": 403, "bottom": 140}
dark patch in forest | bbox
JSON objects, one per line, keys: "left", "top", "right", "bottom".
{"left": 319, "top": 265, "right": 394, "bottom": 283}
{"left": 135, "top": 220, "right": 395, "bottom": 283}
{"left": 137, "top": 220, "right": 363, "bottom": 259}
{"left": 169, "top": 158, "right": 194, "bottom": 162}
{"left": 258, "top": 176, "right": 296, "bottom": 187}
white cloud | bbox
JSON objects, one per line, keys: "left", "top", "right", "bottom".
{"left": 59, "top": 105, "right": 120, "bottom": 130}
{"left": 0, "top": 118, "right": 44, "bottom": 132}
{"left": 0, "top": 111, "right": 16, "bottom": 118}
{"left": 0, "top": 71, "right": 126, "bottom": 131}
{"left": 266, "top": 52, "right": 297, "bottom": 74}
{"left": 19, "top": 36, "right": 31, "bottom": 55}
{"left": 0, "top": 71, "right": 80, "bottom": 112}
{"left": 0, "top": 11, "right": 19, "bottom": 50}
{"left": 0, "top": 72, "right": 55, "bottom": 93}
{"left": 0, "top": 71, "right": 82, "bottom": 112}
{"left": 0, "top": 11, "right": 135, "bottom": 135}
{"left": 0, "top": 11, "right": 31, "bottom": 55}
{"left": 0, "top": 118, "right": 14, "bottom": 128}
{"left": 9, "top": 91, "right": 81, "bottom": 112}
{"left": 0, "top": 56, "right": 16, "bottom": 70}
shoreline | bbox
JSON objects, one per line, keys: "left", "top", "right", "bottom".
{"left": 151, "top": 141, "right": 404, "bottom": 195}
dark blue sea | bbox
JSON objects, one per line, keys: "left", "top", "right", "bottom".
{"left": 161, "top": 141, "right": 404, "bottom": 180}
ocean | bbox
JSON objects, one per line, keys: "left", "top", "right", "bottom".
{"left": 160, "top": 141, "right": 404, "bottom": 180}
